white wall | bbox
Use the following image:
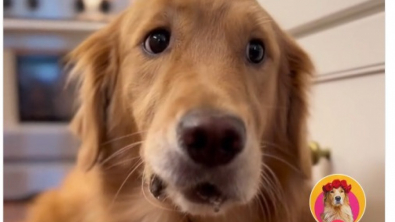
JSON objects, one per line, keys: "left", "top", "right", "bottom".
{"left": 258, "top": 0, "right": 385, "bottom": 221}
{"left": 310, "top": 73, "right": 385, "bottom": 220}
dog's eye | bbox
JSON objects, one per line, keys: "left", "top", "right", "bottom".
{"left": 330, "top": 191, "right": 334, "bottom": 194}
{"left": 341, "top": 190, "right": 344, "bottom": 193}
{"left": 246, "top": 39, "right": 265, "bottom": 63}
{"left": 144, "top": 29, "right": 171, "bottom": 54}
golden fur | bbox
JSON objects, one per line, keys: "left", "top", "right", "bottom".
{"left": 321, "top": 187, "right": 354, "bottom": 222}
{"left": 25, "top": 0, "right": 315, "bottom": 221}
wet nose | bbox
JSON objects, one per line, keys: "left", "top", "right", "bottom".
{"left": 335, "top": 196, "right": 341, "bottom": 201}
{"left": 177, "top": 109, "right": 246, "bottom": 167}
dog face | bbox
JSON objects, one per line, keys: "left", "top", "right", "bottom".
{"left": 69, "top": 0, "right": 313, "bottom": 217}
{"left": 325, "top": 187, "right": 348, "bottom": 207}
{"left": 136, "top": 0, "right": 281, "bottom": 215}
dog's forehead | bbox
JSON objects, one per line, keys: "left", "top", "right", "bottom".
{"left": 124, "top": 0, "right": 278, "bottom": 61}
{"left": 131, "top": 0, "right": 270, "bottom": 28}
{"left": 145, "top": 0, "right": 259, "bottom": 11}
{"left": 333, "top": 187, "right": 344, "bottom": 193}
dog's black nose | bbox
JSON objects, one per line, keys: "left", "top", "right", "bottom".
{"left": 335, "top": 196, "right": 341, "bottom": 201}
{"left": 178, "top": 109, "right": 246, "bottom": 167}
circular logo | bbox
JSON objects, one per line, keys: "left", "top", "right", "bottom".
{"left": 309, "top": 174, "right": 366, "bottom": 222}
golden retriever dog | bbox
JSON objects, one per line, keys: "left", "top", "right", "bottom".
{"left": 321, "top": 180, "right": 354, "bottom": 222}
{"left": 25, "top": 0, "right": 315, "bottom": 221}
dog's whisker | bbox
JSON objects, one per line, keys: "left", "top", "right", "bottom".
{"left": 259, "top": 192, "right": 271, "bottom": 221}
{"left": 259, "top": 179, "right": 278, "bottom": 221}
{"left": 261, "top": 164, "right": 282, "bottom": 191}
{"left": 261, "top": 163, "right": 285, "bottom": 205}
{"left": 103, "top": 156, "right": 142, "bottom": 170}
{"left": 260, "top": 164, "right": 286, "bottom": 205}
{"left": 259, "top": 173, "right": 278, "bottom": 204}
{"left": 101, "top": 131, "right": 148, "bottom": 146}
{"left": 261, "top": 164, "right": 292, "bottom": 220}
{"left": 260, "top": 141, "right": 285, "bottom": 150}
{"left": 259, "top": 181, "right": 281, "bottom": 220}
{"left": 260, "top": 141, "right": 293, "bottom": 156}
{"left": 110, "top": 161, "right": 144, "bottom": 208}
{"left": 259, "top": 175, "right": 275, "bottom": 200}
{"left": 262, "top": 154, "right": 303, "bottom": 175}
{"left": 261, "top": 147, "right": 294, "bottom": 161}
{"left": 100, "top": 141, "right": 144, "bottom": 165}
{"left": 253, "top": 191, "right": 269, "bottom": 221}
{"left": 254, "top": 195, "right": 265, "bottom": 220}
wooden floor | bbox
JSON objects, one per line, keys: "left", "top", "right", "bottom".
{"left": 4, "top": 202, "right": 29, "bottom": 222}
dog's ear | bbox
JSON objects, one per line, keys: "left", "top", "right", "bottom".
{"left": 323, "top": 192, "right": 328, "bottom": 203}
{"left": 68, "top": 18, "right": 121, "bottom": 171}
{"left": 275, "top": 26, "right": 315, "bottom": 178}
{"left": 344, "top": 192, "right": 350, "bottom": 205}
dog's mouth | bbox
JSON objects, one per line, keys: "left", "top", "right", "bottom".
{"left": 149, "top": 175, "right": 166, "bottom": 200}
{"left": 149, "top": 175, "right": 227, "bottom": 212}
{"left": 183, "top": 183, "right": 225, "bottom": 211}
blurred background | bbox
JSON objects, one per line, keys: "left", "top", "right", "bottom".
{"left": 3, "top": 0, "right": 385, "bottom": 221}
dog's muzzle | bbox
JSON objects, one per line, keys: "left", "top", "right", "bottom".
{"left": 335, "top": 196, "right": 342, "bottom": 205}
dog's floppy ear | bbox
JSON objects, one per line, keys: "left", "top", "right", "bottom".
{"left": 323, "top": 192, "right": 328, "bottom": 203}
{"left": 275, "top": 27, "right": 315, "bottom": 178}
{"left": 68, "top": 20, "right": 121, "bottom": 171}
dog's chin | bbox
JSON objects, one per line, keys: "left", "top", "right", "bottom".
{"left": 333, "top": 202, "right": 343, "bottom": 207}
{"left": 148, "top": 169, "right": 259, "bottom": 216}
{"left": 166, "top": 186, "right": 234, "bottom": 216}
{"left": 156, "top": 179, "right": 258, "bottom": 216}
{"left": 146, "top": 152, "right": 261, "bottom": 216}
